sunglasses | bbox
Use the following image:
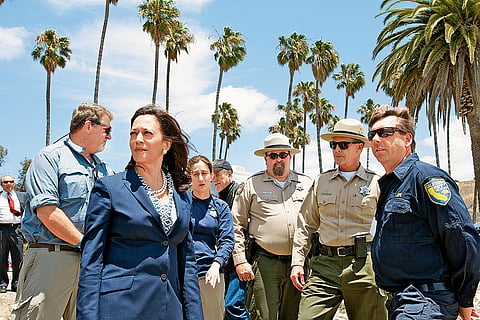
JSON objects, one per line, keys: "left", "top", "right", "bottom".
{"left": 266, "top": 152, "right": 290, "bottom": 160}
{"left": 329, "top": 141, "right": 362, "bottom": 150}
{"left": 90, "top": 120, "right": 112, "bottom": 135}
{"left": 368, "top": 127, "right": 403, "bottom": 141}
{"left": 1, "top": 181, "right": 14, "bottom": 184}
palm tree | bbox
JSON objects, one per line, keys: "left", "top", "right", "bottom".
{"left": 269, "top": 99, "right": 304, "bottom": 170}
{"left": 0, "top": 1, "right": 4, "bottom": 6}
{"left": 310, "top": 98, "right": 336, "bottom": 173}
{"left": 212, "top": 102, "right": 236, "bottom": 158}
{"left": 357, "top": 98, "right": 380, "bottom": 169}
{"left": 93, "top": 0, "right": 119, "bottom": 104}
{"left": 210, "top": 26, "right": 246, "bottom": 160}
{"left": 224, "top": 120, "right": 241, "bottom": 159}
{"left": 307, "top": 40, "right": 339, "bottom": 171}
{"left": 293, "top": 81, "right": 315, "bottom": 173}
{"left": 277, "top": 32, "right": 309, "bottom": 135}
{"left": 138, "top": 0, "right": 179, "bottom": 105}
{"left": 164, "top": 20, "right": 194, "bottom": 112}
{"left": 32, "top": 29, "right": 72, "bottom": 146}
{"left": 373, "top": 0, "right": 480, "bottom": 215}
{"left": 333, "top": 63, "right": 365, "bottom": 118}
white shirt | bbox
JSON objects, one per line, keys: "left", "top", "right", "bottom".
{"left": 0, "top": 191, "right": 22, "bottom": 224}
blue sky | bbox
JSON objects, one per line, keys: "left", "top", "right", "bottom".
{"left": 0, "top": 0, "right": 474, "bottom": 181}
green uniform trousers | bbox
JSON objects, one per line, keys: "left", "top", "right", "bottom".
{"left": 247, "top": 253, "right": 301, "bottom": 320}
{"left": 298, "top": 253, "right": 387, "bottom": 320}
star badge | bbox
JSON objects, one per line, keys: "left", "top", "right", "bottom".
{"left": 359, "top": 185, "right": 370, "bottom": 196}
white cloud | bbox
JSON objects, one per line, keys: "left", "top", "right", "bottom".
{"left": 177, "top": 0, "right": 214, "bottom": 13}
{"left": 418, "top": 118, "right": 473, "bottom": 181}
{"left": 0, "top": 27, "right": 30, "bottom": 61}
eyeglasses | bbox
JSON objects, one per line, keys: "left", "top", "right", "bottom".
{"left": 90, "top": 120, "right": 112, "bottom": 135}
{"left": 368, "top": 127, "right": 403, "bottom": 141}
{"left": 266, "top": 152, "right": 290, "bottom": 160}
{"left": 1, "top": 181, "right": 14, "bottom": 184}
{"left": 329, "top": 141, "right": 362, "bottom": 150}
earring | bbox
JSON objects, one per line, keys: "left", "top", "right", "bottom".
{"left": 163, "top": 149, "right": 168, "bottom": 155}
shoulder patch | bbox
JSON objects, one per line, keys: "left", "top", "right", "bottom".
{"left": 424, "top": 178, "right": 451, "bottom": 206}
{"left": 236, "top": 182, "right": 245, "bottom": 195}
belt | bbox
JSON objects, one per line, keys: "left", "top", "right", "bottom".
{"left": 319, "top": 243, "right": 372, "bottom": 257}
{"left": 0, "top": 223, "right": 20, "bottom": 228}
{"left": 28, "top": 243, "right": 80, "bottom": 253}
{"left": 256, "top": 246, "right": 291, "bottom": 261}
{"left": 386, "top": 282, "right": 450, "bottom": 300}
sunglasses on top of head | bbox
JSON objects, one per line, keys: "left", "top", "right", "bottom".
{"left": 329, "top": 141, "right": 362, "bottom": 150}
{"left": 90, "top": 120, "right": 112, "bottom": 136}
{"left": 367, "top": 127, "right": 403, "bottom": 141}
{"left": 266, "top": 152, "right": 290, "bottom": 160}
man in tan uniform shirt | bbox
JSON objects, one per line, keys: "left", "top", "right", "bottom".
{"left": 290, "top": 119, "right": 387, "bottom": 320}
{"left": 232, "top": 133, "right": 312, "bottom": 320}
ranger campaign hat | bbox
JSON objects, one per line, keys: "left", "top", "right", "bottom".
{"left": 254, "top": 133, "right": 300, "bottom": 157}
{"left": 321, "top": 118, "right": 370, "bottom": 147}
{"left": 212, "top": 159, "right": 233, "bottom": 172}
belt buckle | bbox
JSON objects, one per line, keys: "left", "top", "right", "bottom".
{"left": 336, "top": 246, "right": 347, "bottom": 257}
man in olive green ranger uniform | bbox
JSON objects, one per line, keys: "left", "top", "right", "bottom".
{"left": 232, "top": 133, "right": 312, "bottom": 320}
{"left": 291, "top": 119, "right": 387, "bottom": 320}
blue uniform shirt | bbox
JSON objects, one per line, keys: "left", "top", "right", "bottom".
{"left": 191, "top": 196, "right": 234, "bottom": 278}
{"left": 21, "top": 138, "right": 113, "bottom": 244}
{"left": 372, "top": 153, "right": 480, "bottom": 307}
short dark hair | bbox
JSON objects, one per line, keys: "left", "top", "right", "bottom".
{"left": 187, "top": 155, "right": 213, "bottom": 176}
{"left": 127, "top": 104, "right": 191, "bottom": 193}
{"left": 70, "top": 103, "right": 113, "bottom": 134}
{"left": 369, "top": 106, "right": 416, "bottom": 152}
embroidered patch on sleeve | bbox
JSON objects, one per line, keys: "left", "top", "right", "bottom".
{"left": 424, "top": 178, "right": 451, "bottom": 206}
{"left": 236, "top": 182, "right": 245, "bottom": 195}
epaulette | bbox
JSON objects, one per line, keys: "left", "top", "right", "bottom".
{"left": 251, "top": 170, "right": 265, "bottom": 178}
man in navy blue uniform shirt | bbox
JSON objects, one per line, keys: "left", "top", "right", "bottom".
{"left": 368, "top": 107, "right": 480, "bottom": 320}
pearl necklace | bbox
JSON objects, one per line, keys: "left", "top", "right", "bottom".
{"left": 152, "top": 170, "right": 167, "bottom": 196}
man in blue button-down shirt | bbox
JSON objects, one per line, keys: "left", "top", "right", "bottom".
{"left": 368, "top": 107, "right": 480, "bottom": 320}
{"left": 11, "top": 103, "right": 114, "bottom": 320}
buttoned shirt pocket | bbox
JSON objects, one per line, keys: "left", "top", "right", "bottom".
{"left": 383, "top": 197, "right": 413, "bottom": 236}
{"left": 254, "top": 193, "right": 281, "bottom": 216}
{"left": 317, "top": 194, "right": 336, "bottom": 206}
{"left": 58, "top": 167, "right": 89, "bottom": 200}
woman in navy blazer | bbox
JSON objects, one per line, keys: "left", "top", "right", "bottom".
{"left": 77, "top": 105, "right": 203, "bottom": 320}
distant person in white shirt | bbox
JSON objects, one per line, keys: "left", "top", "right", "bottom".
{"left": 0, "top": 174, "right": 26, "bottom": 293}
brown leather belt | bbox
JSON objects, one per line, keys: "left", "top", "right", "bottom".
{"left": 28, "top": 243, "right": 80, "bottom": 253}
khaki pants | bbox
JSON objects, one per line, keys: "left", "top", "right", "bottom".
{"left": 11, "top": 247, "right": 81, "bottom": 320}
{"left": 298, "top": 253, "right": 387, "bottom": 320}
{"left": 199, "top": 274, "right": 225, "bottom": 320}
{"left": 247, "top": 254, "right": 301, "bottom": 320}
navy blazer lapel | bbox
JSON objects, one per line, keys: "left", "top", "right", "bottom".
{"left": 124, "top": 168, "right": 164, "bottom": 231}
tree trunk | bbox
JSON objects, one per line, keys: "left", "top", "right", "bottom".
{"left": 466, "top": 105, "right": 480, "bottom": 224}
{"left": 45, "top": 72, "right": 51, "bottom": 146}
{"left": 212, "top": 69, "right": 223, "bottom": 160}
{"left": 366, "top": 148, "right": 370, "bottom": 170}
{"left": 315, "top": 81, "right": 323, "bottom": 173}
{"left": 166, "top": 58, "right": 171, "bottom": 112}
{"left": 432, "top": 115, "right": 440, "bottom": 168}
{"left": 446, "top": 114, "right": 451, "bottom": 175}
{"left": 219, "top": 136, "right": 224, "bottom": 160}
{"left": 285, "top": 71, "right": 294, "bottom": 136}
{"left": 344, "top": 94, "right": 349, "bottom": 118}
{"left": 94, "top": 0, "right": 110, "bottom": 104}
{"left": 152, "top": 43, "right": 160, "bottom": 105}
{"left": 224, "top": 143, "right": 229, "bottom": 160}
{"left": 302, "top": 108, "right": 307, "bottom": 173}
